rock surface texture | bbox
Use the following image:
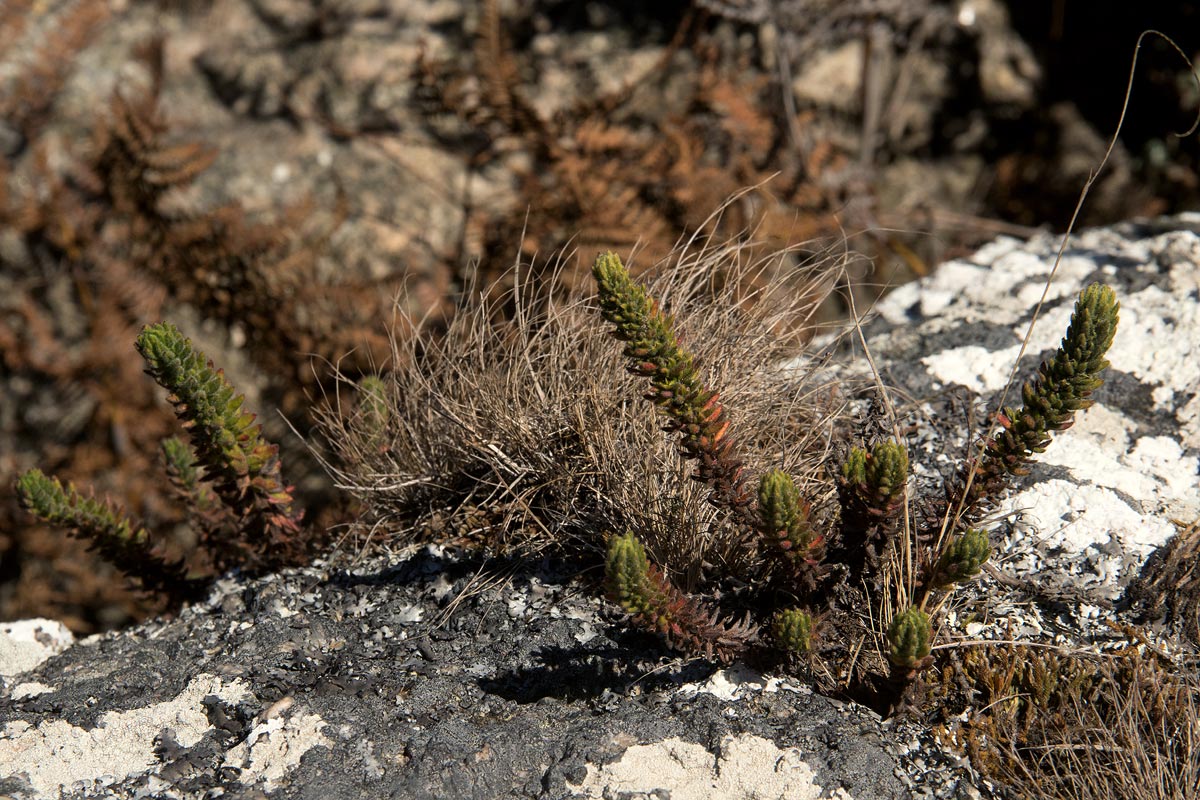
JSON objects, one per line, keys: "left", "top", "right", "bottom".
{"left": 874, "top": 216, "right": 1200, "bottom": 613}
{"left": 0, "top": 551, "right": 915, "bottom": 800}
{"left": 4, "top": 217, "right": 1200, "bottom": 799}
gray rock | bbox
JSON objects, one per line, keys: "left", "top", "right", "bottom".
{"left": 0, "top": 550, "right": 913, "bottom": 799}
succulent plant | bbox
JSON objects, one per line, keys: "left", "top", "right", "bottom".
{"left": 161, "top": 436, "right": 219, "bottom": 513}
{"left": 757, "top": 469, "right": 823, "bottom": 565}
{"left": 605, "top": 532, "right": 754, "bottom": 662}
{"left": 16, "top": 321, "right": 311, "bottom": 600}
{"left": 771, "top": 607, "right": 816, "bottom": 655}
{"left": 841, "top": 439, "right": 909, "bottom": 514}
{"left": 593, "top": 252, "right": 755, "bottom": 526}
{"left": 136, "top": 322, "right": 305, "bottom": 567}
{"left": 16, "top": 469, "right": 198, "bottom": 598}
{"left": 838, "top": 439, "right": 910, "bottom": 577}
{"left": 357, "top": 375, "right": 389, "bottom": 438}
{"left": 932, "top": 528, "right": 991, "bottom": 589}
{"left": 965, "top": 283, "right": 1119, "bottom": 508}
{"left": 887, "top": 607, "right": 932, "bottom": 675}
{"left": 589, "top": 255, "right": 1117, "bottom": 709}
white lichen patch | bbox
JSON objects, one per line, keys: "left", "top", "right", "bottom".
{"left": 0, "top": 673, "right": 251, "bottom": 797}
{"left": 1003, "top": 479, "right": 1174, "bottom": 555}
{"left": 999, "top": 479, "right": 1178, "bottom": 598}
{"left": 1105, "top": 282, "right": 1200, "bottom": 400}
{"left": 677, "top": 664, "right": 809, "bottom": 702}
{"left": 1032, "top": 406, "right": 1200, "bottom": 519}
{"left": 567, "top": 734, "right": 854, "bottom": 800}
{"left": 1122, "top": 436, "right": 1200, "bottom": 510}
{"left": 1180, "top": 393, "right": 1200, "bottom": 451}
{"left": 0, "top": 618, "right": 75, "bottom": 678}
{"left": 921, "top": 343, "right": 1022, "bottom": 393}
{"left": 10, "top": 682, "right": 56, "bottom": 700}
{"left": 879, "top": 236, "right": 1102, "bottom": 328}
{"left": 920, "top": 278, "right": 1145, "bottom": 397}
{"left": 885, "top": 230, "right": 1200, "bottom": 431}
{"left": 223, "top": 711, "right": 330, "bottom": 790}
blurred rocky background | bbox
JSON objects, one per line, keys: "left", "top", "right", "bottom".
{"left": 2, "top": 0, "right": 1199, "bottom": 632}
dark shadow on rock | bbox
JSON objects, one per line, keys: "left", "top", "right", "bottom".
{"left": 325, "top": 546, "right": 591, "bottom": 593}
{"left": 478, "top": 642, "right": 716, "bottom": 704}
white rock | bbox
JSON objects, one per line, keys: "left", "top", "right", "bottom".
{"left": 0, "top": 674, "right": 250, "bottom": 797}
{"left": 0, "top": 619, "right": 74, "bottom": 678}
{"left": 568, "top": 734, "right": 855, "bottom": 800}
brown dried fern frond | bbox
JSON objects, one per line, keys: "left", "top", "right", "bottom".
{"left": 314, "top": 233, "right": 845, "bottom": 585}
{"left": 91, "top": 80, "right": 390, "bottom": 397}
{"left": 95, "top": 87, "right": 218, "bottom": 218}
{"left": 417, "top": 6, "right": 847, "bottom": 293}
{"left": 0, "top": 0, "right": 109, "bottom": 142}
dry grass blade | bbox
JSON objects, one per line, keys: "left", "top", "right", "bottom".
{"left": 315, "top": 235, "right": 845, "bottom": 587}
{"left": 942, "top": 639, "right": 1200, "bottom": 800}
{"left": 1041, "top": 657, "right": 1199, "bottom": 799}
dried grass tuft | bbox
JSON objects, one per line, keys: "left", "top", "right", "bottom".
{"left": 940, "top": 636, "right": 1200, "bottom": 800}
{"left": 315, "top": 235, "right": 850, "bottom": 587}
